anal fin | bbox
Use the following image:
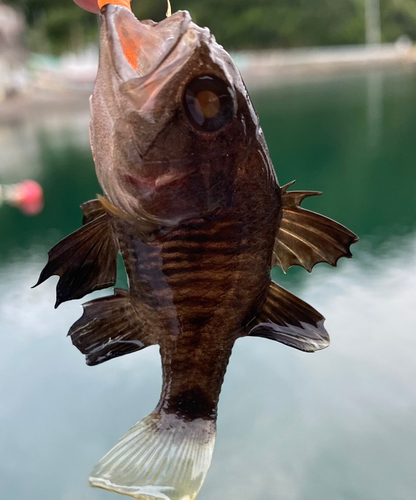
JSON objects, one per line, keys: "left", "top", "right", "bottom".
{"left": 34, "top": 200, "right": 118, "bottom": 308}
{"left": 248, "top": 281, "right": 329, "bottom": 352}
{"left": 68, "top": 289, "right": 155, "bottom": 366}
{"left": 273, "top": 181, "right": 358, "bottom": 272}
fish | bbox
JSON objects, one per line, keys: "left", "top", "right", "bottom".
{"left": 34, "top": 5, "right": 358, "bottom": 500}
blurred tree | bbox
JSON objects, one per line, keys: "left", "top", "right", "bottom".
{"left": 179, "top": 0, "right": 366, "bottom": 48}
{"left": 5, "top": 0, "right": 98, "bottom": 53}
{"left": 2, "top": 0, "right": 416, "bottom": 53}
{"left": 380, "top": 0, "right": 416, "bottom": 42}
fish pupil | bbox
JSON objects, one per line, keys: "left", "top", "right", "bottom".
{"left": 196, "top": 91, "right": 220, "bottom": 119}
{"left": 183, "top": 75, "right": 234, "bottom": 132}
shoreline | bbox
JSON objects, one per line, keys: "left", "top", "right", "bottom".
{"left": 236, "top": 43, "right": 416, "bottom": 87}
{"left": 1, "top": 43, "right": 416, "bottom": 122}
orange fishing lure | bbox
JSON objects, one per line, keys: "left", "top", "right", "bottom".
{"left": 73, "top": 0, "right": 131, "bottom": 14}
{"left": 98, "top": 0, "right": 131, "bottom": 10}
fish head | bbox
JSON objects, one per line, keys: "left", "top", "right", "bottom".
{"left": 91, "top": 5, "right": 266, "bottom": 226}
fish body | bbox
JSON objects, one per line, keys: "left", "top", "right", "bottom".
{"left": 36, "top": 6, "right": 358, "bottom": 500}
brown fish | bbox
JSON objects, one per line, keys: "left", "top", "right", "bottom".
{"left": 35, "top": 5, "right": 358, "bottom": 500}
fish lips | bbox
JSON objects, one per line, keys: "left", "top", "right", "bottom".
{"left": 101, "top": 6, "right": 201, "bottom": 109}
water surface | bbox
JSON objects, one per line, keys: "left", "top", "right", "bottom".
{"left": 1, "top": 66, "right": 416, "bottom": 500}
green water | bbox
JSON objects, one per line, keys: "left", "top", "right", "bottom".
{"left": 1, "top": 66, "right": 416, "bottom": 500}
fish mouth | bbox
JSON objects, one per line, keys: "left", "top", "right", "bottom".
{"left": 102, "top": 5, "right": 192, "bottom": 83}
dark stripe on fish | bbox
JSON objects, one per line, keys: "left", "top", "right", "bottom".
{"left": 158, "top": 386, "right": 217, "bottom": 421}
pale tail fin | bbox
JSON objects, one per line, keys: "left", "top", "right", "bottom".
{"left": 90, "top": 411, "right": 216, "bottom": 500}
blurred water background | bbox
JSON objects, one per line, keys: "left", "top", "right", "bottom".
{"left": 1, "top": 1, "right": 416, "bottom": 499}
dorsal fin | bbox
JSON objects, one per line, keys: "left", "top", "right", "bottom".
{"left": 272, "top": 181, "right": 358, "bottom": 272}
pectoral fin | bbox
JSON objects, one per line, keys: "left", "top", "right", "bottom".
{"left": 34, "top": 201, "right": 118, "bottom": 308}
{"left": 273, "top": 181, "right": 358, "bottom": 272}
{"left": 69, "top": 289, "right": 155, "bottom": 366}
{"left": 81, "top": 198, "right": 106, "bottom": 224}
{"left": 248, "top": 281, "right": 329, "bottom": 352}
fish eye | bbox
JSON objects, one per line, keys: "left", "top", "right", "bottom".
{"left": 183, "top": 75, "right": 235, "bottom": 133}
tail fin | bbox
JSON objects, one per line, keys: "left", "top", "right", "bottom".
{"left": 90, "top": 411, "right": 216, "bottom": 500}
